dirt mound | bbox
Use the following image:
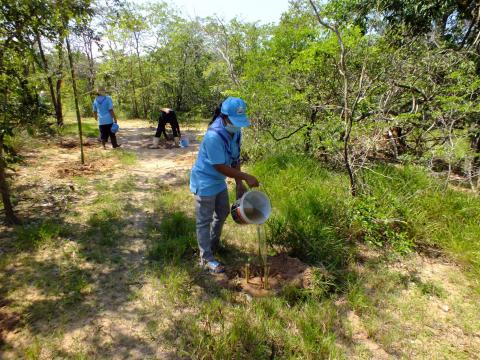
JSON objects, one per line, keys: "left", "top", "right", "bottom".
{"left": 56, "top": 159, "right": 114, "bottom": 178}
{"left": 226, "top": 253, "right": 313, "bottom": 297}
{"left": 59, "top": 138, "right": 98, "bottom": 148}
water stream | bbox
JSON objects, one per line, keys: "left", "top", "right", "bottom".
{"left": 256, "top": 224, "right": 269, "bottom": 289}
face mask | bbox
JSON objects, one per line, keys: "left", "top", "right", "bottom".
{"left": 225, "top": 125, "right": 241, "bottom": 134}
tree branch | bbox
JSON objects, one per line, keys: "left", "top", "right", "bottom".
{"left": 265, "top": 124, "right": 307, "bottom": 141}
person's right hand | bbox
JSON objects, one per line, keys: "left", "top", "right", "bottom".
{"left": 245, "top": 174, "right": 260, "bottom": 188}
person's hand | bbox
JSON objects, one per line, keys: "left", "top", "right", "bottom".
{"left": 244, "top": 174, "right": 259, "bottom": 188}
{"left": 236, "top": 181, "right": 247, "bottom": 199}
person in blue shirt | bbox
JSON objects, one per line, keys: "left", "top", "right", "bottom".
{"left": 92, "top": 86, "right": 120, "bottom": 149}
{"left": 190, "top": 97, "right": 259, "bottom": 273}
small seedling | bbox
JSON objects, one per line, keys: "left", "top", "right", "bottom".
{"left": 244, "top": 262, "right": 250, "bottom": 283}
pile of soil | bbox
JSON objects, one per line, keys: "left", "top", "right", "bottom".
{"left": 56, "top": 159, "right": 113, "bottom": 178}
{"left": 59, "top": 138, "right": 98, "bottom": 149}
{"left": 226, "top": 253, "right": 314, "bottom": 297}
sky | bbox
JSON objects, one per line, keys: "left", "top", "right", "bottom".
{"left": 132, "top": 0, "right": 292, "bottom": 24}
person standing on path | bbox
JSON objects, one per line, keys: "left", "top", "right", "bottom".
{"left": 93, "top": 86, "right": 120, "bottom": 149}
{"left": 151, "top": 108, "right": 181, "bottom": 148}
{"left": 190, "top": 97, "right": 259, "bottom": 273}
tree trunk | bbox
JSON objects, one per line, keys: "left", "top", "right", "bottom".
{"left": 471, "top": 131, "right": 480, "bottom": 190}
{"left": 129, "top": 58, "right": 139, "bottom": 118}
{"left": 83, "top": 34, "right": 96, "bottom": 115}
{"left": 36, "top": 32, "right": 63, "bottom": 126}
{"left": 56, "top": 78, "right": 63, "bottom": 125}
{"left": 0, "top": 134, "right": 19, "bottom": 225}
{"left": 176, "top": 50, "right": 188, "bottom": 111}
{"left": 65, "top": 36, "right": 85, "bottom": 164}
{"left": 134, "top": 32, "right": 149, "bottom": 118}
{"left": 304, "top": 108, "right": 317, "bottom": 153}
{"left": 55, "top": 45, "right": 64, "bottom": 126}
{"left": 309, "top": 0, "right": 356, "bottom": 196}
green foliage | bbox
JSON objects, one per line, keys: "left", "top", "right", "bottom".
{"left": 251, "top": 153, "right": 480, "bottom": 281}
{"left": 251, "top": 154, "right": 352, "bottom": 269}
{"left": 147, "top": 212, "right": 196, "bottom": 263}
{"left": 15, "top": 220, "right": 64, "bottom": 251}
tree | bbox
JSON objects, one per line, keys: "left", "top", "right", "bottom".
{"left": 0, "top": 0, "right": 52, "bottom": 223}
{"left": 57, "top": 0, "right": 95, "bottom": 164}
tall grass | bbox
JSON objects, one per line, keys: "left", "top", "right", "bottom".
{"left": 358, "top": 165, "right": 480, "bottom": 272}
{"left": 251, "top": 155, "right": 352, "bottom": 271}
{"left": 251, "top": 154, "right": 480, "bottom": 282}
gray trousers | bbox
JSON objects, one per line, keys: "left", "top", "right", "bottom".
{"left": 194, "top": 189, "right": 229, "bottom": 264}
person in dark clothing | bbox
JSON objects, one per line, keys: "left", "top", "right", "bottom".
{"left": 151, "top": 108, "right": 181, "bottom": 148}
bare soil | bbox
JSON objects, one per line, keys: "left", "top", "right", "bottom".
{"left": 221, "top": 253, "right": 313, "bottom": 297}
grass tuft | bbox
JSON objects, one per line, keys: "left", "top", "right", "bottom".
{"left": 15, "top": 220, "right": 65, "bottom": 251}
{"left": 147, "top": 211, "right": 196, "bottom": 263}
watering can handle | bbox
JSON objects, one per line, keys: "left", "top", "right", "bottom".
{"left": 244, "top": 182, "right": 262, "bottom": 189}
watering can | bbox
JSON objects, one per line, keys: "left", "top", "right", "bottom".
{"left": 230, "top": 190, "right": 271, "bottom": 225}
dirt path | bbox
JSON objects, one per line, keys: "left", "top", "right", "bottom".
{"left": 1, "top": 121, "right": 203, "bottom": 359}
{"left": 59, "top": 122, "right": 202, "bottom": 359}
{"left": 119, "top": 122, "right": 200, "bottom": 183}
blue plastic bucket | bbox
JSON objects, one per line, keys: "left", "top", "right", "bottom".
{"left": 111, "top": 123, "right": 119, "bottom": 134}
{"left": 180, "top": 136, "right": 189, "bottom": 148}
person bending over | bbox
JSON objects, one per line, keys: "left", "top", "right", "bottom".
{"left": 151, "top": 108, "right": 181, "bottom": 148}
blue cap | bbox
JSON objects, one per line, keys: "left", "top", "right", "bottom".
{"left": 220, "top": 97, "right": 250, "bottom": 127}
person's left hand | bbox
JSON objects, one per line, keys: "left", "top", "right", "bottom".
{"left": 236, "top": 181, "right": 247, "bottom": 199}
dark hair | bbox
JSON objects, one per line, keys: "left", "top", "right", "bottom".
{"left": 209, "top": 103, "right": 223, "bottom": 125}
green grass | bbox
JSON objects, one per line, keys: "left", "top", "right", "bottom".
{"left": 14, "top": 220, "right": 65, "bottom": 251}
{"left": 58, "top": 118, "right": 99, "bottom": 138}
{"left": 251, "top": 155, "right": 353, "bottom": 271}
{"left": 359, "top": 164, "right": 480, "bottom": 279}
{"left": 3, "top": 140, "right": 480, "bottom": 359}
{"left": 147, "top": 211, "right": 196, "bottom": 263}
{"left": 162, "top": 293, "right": 343, "bottom": 359}
{"left": 251, "top": 154, "right": 480, "bottom": 287}
{"left": 110, "top": 149, "right": 137, "bottom": 165}
{"left": 83, "top": 177, "right": 138, "bottom": 247}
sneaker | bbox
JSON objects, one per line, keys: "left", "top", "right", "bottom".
{"left": 204, "top": 260, "right": 225, "bottom": 274}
